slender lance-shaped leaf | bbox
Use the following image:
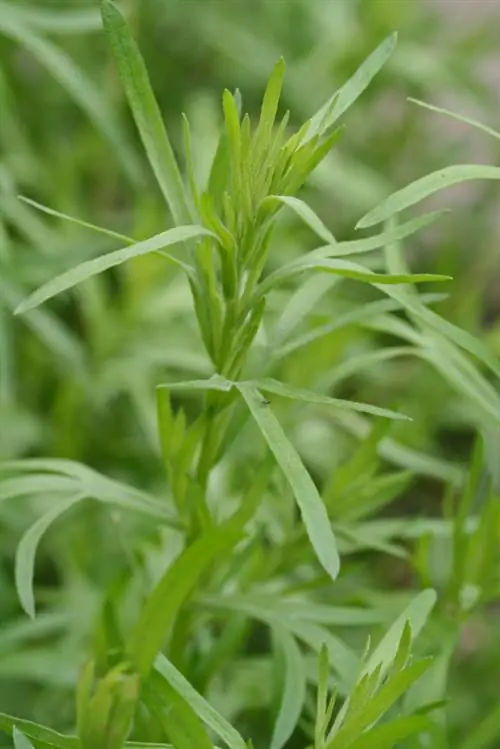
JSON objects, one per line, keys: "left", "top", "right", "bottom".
{"left": 357, "top": 165, "right": 500, "bottom": 228}
{"left": 409, "top": 98, "right": 500, "bottom": 142}
{"left": 15, "top": 225, "right": 210, "bottom": 314}
{"left": 237, "top": 382, "right": 340, "bottom": 581}
{"left": 101, "top": 0, "right": 193, "bottom": 223}
{"left": 0, "top": 714, "right": 78, "bottom": 749}
{"left": 308, "top": 210, "right": 447, "bottom": 260}
{"left": 16, "top": 492, "right": 87, "bottom": 618}
{"left": 19, "top": 196, "right": 134, "bottom": 245}
{"left": 127, "top": 522, "right": 243, "bottom": 677}
{"left": 303, "top": 32, "right": 397, "bottom": 143}
{"left": 13, "top": 728, "right": 36, "bottom": 749}
{"left": 263, "top": 195, "right": 336, "bottom": 245}
{"left": 270, "top": 628, "right": 306, "bottom": 749}
{"left": 252, "top": 377, "right": 411, "bottom": 421}
{"left": 155, "top": 654, "right": 246, "bottom": 749}
{"left": 258, "top": 256, "right": 450, "bottom": 298}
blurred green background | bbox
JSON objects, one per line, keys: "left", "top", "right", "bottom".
{"left": 1, "top": 0, "right": 500, "bottom": 742}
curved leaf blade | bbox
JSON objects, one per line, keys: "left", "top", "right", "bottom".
{"left": 358, "top": 165, "right": 500, "bottom": 228}
{"left": 15, "top": 493, "right": 86, "bottom": 618}
{"left": 237, "top": 382, "right": 340, "bottom": 581}
{"left": 15, "top": 225, "right": 209, "bottom": 314}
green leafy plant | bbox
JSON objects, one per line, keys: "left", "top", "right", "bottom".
{"left": 2, "top": 1, "right": 500, "bottom": 748}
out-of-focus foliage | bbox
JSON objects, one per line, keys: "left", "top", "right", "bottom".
{"left": 1, "top": 1, "right": 500, "bottom": 747}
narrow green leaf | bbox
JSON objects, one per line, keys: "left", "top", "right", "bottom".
{"left": 155, "top": 654, "right": 246, "bottom": 749}
{"left": 358, "top": 165, "right": 500, "bottom": 228}
{"left": 0, "top": 713, "right": 78, "bottom": 748}
{"left": 363, "top": 590, "right": 437, "bottom": 678}
{"left": 13, "top": 728, "right": 36, "bottom": 749}
{"left": 15, "top": 225, "right": 209, "bottom": 314}
{"left": 127, "top": 523, "right": 243, "bottom": 677}
{"left": 101, "top": 0, "right": 192, "bottom": 222}
{"left": 253, "top": 377, "right": 410, "bottom": 421}
{"left": 270, "top": 628, "right": 306, "bottom": 749}
{"left": 344, "top": 715, "right": 431, "bottom": 749}
{"left": 19, "top": 196, "right": 134, "bottom": 245}
{"left": 263, "top": 195, "right": 336, "bottom": 245}
{"left": 409, "top": 97, "right": 500, "bottom": 142}
{"left": 259, "top": 256, "right": 450, "bottom": 298}
{"left": 253, "top": 57, "right": 286, "bottom": 160}
{"left": 15, "top": 492, "right": 86, "bottom": 618}
{"left": 158, "top": 373, "right": 232, "bottom": 393}
{"left": 309, "top": 211, "right": 447, "bottom": 260}
{"left": 303, "top": 33, "right": 397, "bottom": 143}
{"left": 146, "top": 673, "right": 213, "bottom": 749}
{"left": 237, "top": 382, "right": 340, "bottom": 581}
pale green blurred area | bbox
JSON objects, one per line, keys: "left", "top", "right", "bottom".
{"left": 1, "top": 0, "right": 500, "bottom": 741}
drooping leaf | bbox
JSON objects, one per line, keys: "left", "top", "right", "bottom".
{"left": 15, "top": 225, "right": 209, "bottom": 314}
{"left": 409, "top": 97, "right": 500, "bottom": 142}
{"left": 15, "top": 492, "right": 87, "bottom": 618}
{"left": 252, "top": 377, "right": 410, "bottom": 421}
{"left": 270, "top": 628, "right": 306, "bottom": 749}
{"left": 155, "top": 654, "right": 246, "bottom": 749}
{"left": 358, "top": 165, "right": 500, "bottom": 228}
{"left": 237, "top": 382, "right": 340, "bottom": 581}
{"left": 19, "top": 196, "right": 134, "bottom": 245}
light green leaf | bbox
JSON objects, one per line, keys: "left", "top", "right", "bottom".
{"left": 0, "top": 713, "right": 78, "bottom": 748}
{"left": 409, "top": 97, "right": 500, "bottom": 142}
{"left": 363, "top": 589, "right": 437, "bottom": 678}
{"left": 270, "top": 628, "right": 306, "bottom": 749}
{"left": 259, "top": 256, "right": 450, "bottom": 299}
{"left": 16, "top": 492, "right": 86, "bottom": 618}
{"left": 309, "top": 211, "right": 447, "bottom": 260}
{"left": 237, "top": 382, "right": 340, "bottom": 581}
{"left": 19, "top": 196, "right": 134, "bottom": 245}
{"left": 127, "top": 523, "right": 243, "bottom": 677}
{"left": 158, "top": 373, "right": 232, "bottom": 393}
{"left": 101, "top": 0, "right": 192, "bottom": 222}
{"left": 303, "top": 33, "right": 397, "bottom": 143}
{"left": 253, "top": 57, "right": 286, "bottom": 158}
{"left": 344, "top": 715, "right": 431, "bottom": 749}
{"left": 358, "top": 165, "right": 500, "bottom": 228}
{"left": 263, "top": 195, "right": 336, "bottom": 245}
{"left": 155, "top": 654, "right": 246, "bottom": 749}
{"left": 13, "top": 727, "right": 36, "bottom": 749}
{"left": 253, "top": 377, "right": 410, "bottom": 421}
{"left": 145, "top": 673, "right": 213, "bottom": 749}
{"left": 15, "top": 225, "right": 209, "bottom": 314}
